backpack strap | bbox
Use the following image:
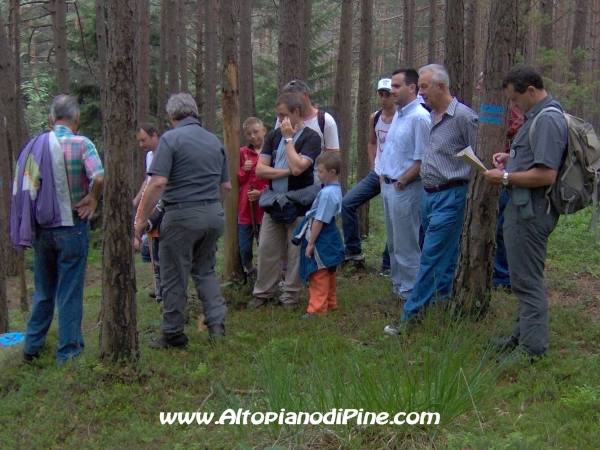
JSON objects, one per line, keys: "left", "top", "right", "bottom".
{"left": 317, "top": 108, "right": 326, "bottom": 136}
{"left": 373, "top": 109, "right": 382, "bottom": 131}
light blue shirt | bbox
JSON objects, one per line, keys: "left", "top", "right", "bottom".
{"left": 378, "top": 97, "right": 431, "bottom": 180}
{"left": 306, "top": 183, "right": 342, "bottom": 224}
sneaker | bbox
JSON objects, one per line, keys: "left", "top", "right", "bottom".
{"left": 379, "top": 268, "right": 391, "bottom": 277}
{"left": 488, "top": 336, "right": 518, "bottom": 351}
{"left": 383, "top": 319, "right": 406, "bottom": 336}
{"left": 345, "top": 250, "right": 365, "bottom": 261}
{"left": 247, "top": 296, "right": 273, "bottom": 309}
{"left": 149, "top": 334, "right": 188, "bottom": 349}
{"left": 299, "top": 312, "right": 318, "bottom": 320}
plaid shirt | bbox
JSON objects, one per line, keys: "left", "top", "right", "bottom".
{"left": 53, "top": 125, "right": 104, "bottom": 204}
{"left": 420, "top": 97, "right": 478, "bottom": 187}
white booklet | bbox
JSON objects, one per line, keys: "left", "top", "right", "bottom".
{"left": 454, "top": 146, "right": 487, "bottom": 172}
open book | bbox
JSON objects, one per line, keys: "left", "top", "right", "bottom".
{"left": 454, "top": 146, "right": 487, "bottom": 172}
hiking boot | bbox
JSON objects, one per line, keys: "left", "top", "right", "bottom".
{"left": 383, "top": 319, "right": 407, "bottom": 336}
{"left": 489, "top": 336, "right": 518, "bottom": 351}
{"left": 279, "top": 301, "right": 299, "bottom": 310}
{"left": 208, "top": 324, "right": 226, "bottom": 342}
{"left": 149, "top": 333, "right": 188, "bottom": 349}
{"left": 21, "top": 352, "right": 40, "bottom": 364}
{"left": 247, "top": 296, "right": 273, "bottom": 309}
{"left": 344, "top": 250, "right": 365, "bottom": 261}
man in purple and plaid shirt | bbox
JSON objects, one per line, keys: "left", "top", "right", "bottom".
{"left": 22, "top": 94, "right": 104, "bottom": 364}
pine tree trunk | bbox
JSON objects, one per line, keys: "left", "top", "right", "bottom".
{"left": 333, "top": 0, "right": 353, "bottom": 193}
{"left": 50, "top": 0, "right": 68, "bottom": 93}
{"left": 539, "top": 0, "right": 554, "bottom": 77}
{"left": 463, "top": 0, "right": 478, "bottom": 107}
{"left": 203, "top": 0, "right": 219, "bottom": 132}
{"left": 428, "top": 0, "right": 438, "bottom": 63}
{"left": 445, "top": 0, "right": 465, "bottom": 101}
{"left": 278, "top": 0, "right": 306, "bottom": 89}
{"left": 453, "top": 0, "right": 520, "bottom": 315}
{"left": 299, "top": 0, "right": 313, "bottom": 80}
{"left": 99, "top": 0, "right": 139, "bottom": 362}
{"left": 195, "top": 0, "right": 204, "bottom": 113}
{"left": 357, "top": 0, "right": 373, "bottom": 237}
{"left": 403, "top": 0, "right": 415, "bottom": 66}
{"left": 220, "top": 0, "right": 243, "bottom": 279}
{"left": 570, "top": 0, "right": 588, "bottom": 85}
{"left": 137, "top": 0, "right": 150, "bottom": 188}
{"left": 238, "top": 0, "right": 256, "bottom": 131}
{"left": 156, "top": 0, "right": 168, "bottom": 132}
{"left": 179, "top": 0, "right": 188, "bottom": 91}
{"left": 167, "top": 0, "right": 180, "bottom": 94}
{"left": 0, "top": 107, "right": 8, "bottom": 333}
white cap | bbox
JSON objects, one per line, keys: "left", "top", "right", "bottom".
{"left": 377, "top": 78, "right": 392, "bottom": 91}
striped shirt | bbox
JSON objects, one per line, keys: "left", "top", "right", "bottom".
{"left": 53, "top": 125, "right": 104, "bottom": 204}
{"left": 420, "top": 97, "right": 478, "bottom": 187}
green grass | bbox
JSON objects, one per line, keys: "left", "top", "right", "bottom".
{"left": 0, "top": 204, "right": 599, "bottom": 449}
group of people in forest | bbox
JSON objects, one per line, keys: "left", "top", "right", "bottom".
{"left": 12, "top": 61, "right": 567, "bottom": 366}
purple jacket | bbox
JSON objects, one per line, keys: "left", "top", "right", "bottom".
{"left": 10, "top": 131, "right": 74, "bottom": 249}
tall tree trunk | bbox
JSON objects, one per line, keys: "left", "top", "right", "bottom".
{"left": 463, "top": 0, "right": 478, "bottom": 107}
{"left": 156, "top": 0, "right": 168, "bottom": 132}
{"left": 333, "top": 0, "right": 353, "bottom": 193}
{"left": 278, "top": 0, "right": 307, "bottom": 89}
{"left": 539, "top": 0, "right": 554, "bottom": 77}
{"left": 445, "top": 0, "right": 465, "bottom": 101}
{"left": 195, "top": 0, "right": 204, "bottom": 114}
{"left": 0, "top": 108, "right": 8, "bottom": 333}
{"left": 203, "top": 0, "right": 219, "bottom": 132}
{"left": 299, "top": 0, "right": 313, "bottom": 79}
{"left": 179, "top": 0, "right": 188, "bottom": 91}
{"left": 100, "top": 0, "right": 139, "bottom": 362}
{"left": 50, "top": 0, "right": 68, "bottom": 93}
{"left": 238, "top": 0, "right": 256, "bottom": 131}
{"left": 571, "top": 0, "right": 588, "bottom": 85}
{"left": 357, "top": 0, "right": 373, "bottom": 237}
{"left": 96, "top": 0, "right": 108, "bottom": 145}
{"left": 137, "top": 0, "right": 150, "bottom": 187}
{"left": 453, "top": 0, "right": 520, "bottom": 315}
{"left": 403, "top": 0, "right": 415, "bottom": 66}
{"left": 428, "top": 0, "right": 438, "bottom": 63}
{"left": 220, "top": 0, "right": 242, "bottom": 279}
{"left": 167, "top": 0, "right": 180, "bottom": 94}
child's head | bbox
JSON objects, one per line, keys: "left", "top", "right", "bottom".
{"left": 243, "top": 117, "right": 266, "bottom": 149}
{"left": 315, "top": 152, "right": 341, "bottom": 185}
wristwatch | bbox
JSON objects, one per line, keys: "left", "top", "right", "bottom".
{"left": 284, "top": 138, "right": 293, "bottom": 144}
{"left": 396, "top": 180, "right": 406, "bottom": 190}
{"left": 502, "top": 172, "right": 509, "bottom": 186}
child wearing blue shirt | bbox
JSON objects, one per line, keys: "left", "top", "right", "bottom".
{"left": 294, "top": 152, "right": 345, "bottom": 319}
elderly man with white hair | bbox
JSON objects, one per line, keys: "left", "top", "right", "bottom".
{"left": 136, "top": 93, "right": 231, "bottom": 348}
{"left": 385, "top": 64, "right": 479, "bottom": 335}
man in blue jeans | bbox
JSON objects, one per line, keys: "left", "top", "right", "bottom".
{"left": 16, "top": 95, "right": 104, "bottom": 363}
{"left": 342, "top": 78, "right": 395, "bottom": 272}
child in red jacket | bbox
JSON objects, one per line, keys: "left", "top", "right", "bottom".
{"left": 238, "top": 117, "right": 269, "bottom": 277}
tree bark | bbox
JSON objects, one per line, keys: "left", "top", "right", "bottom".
{"left": 539, "top": 0, "right": 554, "bottom": 77}
{"left": 299, "top": 0, "right": 313, "bottom": 79}
{"left": 453, "top": 0, "right": 520, "bottom": 315}
{"left": 167, "top": 0, "right": 180, "bottom": 94}
{"left": 463, "top": 0, "right": 478, "bottom": 107}
{"left": 220, "top": 0, "right": 243, "bottom": 279}
{"left": 403, "top": 0, "right": 415, "bottom": 66}
{"left": 156, "top": 0, "right": 168, "bottom": 132}
{"left": 50, "top": 0, "right": 68, "bottom": 93}
{"left": 238, "top": 0, "right": 256, "bottom": 131}
{"left": 278, "top": 0, "right": 307, "bottom": 89}
{"left": 0, "top": 108, "right": 8, "bottom": 333}
{"left": 444, "top": 0, "right": 465, "bottom": 101}
{"left": 179, "top": 0, "right": 188, "bottom": 91}
{"left": 333, "top": 0, "right": 353, "bottom": 193}
{"left": 428, "top": 0, "right": 438, "bottom": 63}
{"left": 357, "top": 0, "right": 373, "bottom": 237}
{"left": 203, "top": 0, "right": 219, "bottom": 132}
{"left": 137, "top": 0, "right": 150, "bottom": 188}
{"left": 570, "top": 0, "right": 588, "bottom": 85}
{"left": 195, "top": 0, "right": 204, "bottom": 114}
{"left": 100, "top": 0, "right": 139, "bottom": 362}
{"left": 96, "top": 0, "right": 108, "bottom": 143}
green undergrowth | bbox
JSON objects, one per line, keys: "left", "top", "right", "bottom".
{"left": 0, "top": 206, "right": 599, "bottom": 448}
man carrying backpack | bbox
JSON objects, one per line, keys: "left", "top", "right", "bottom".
{"left": 483, "top": 64, "right": 567, "bottom": 362}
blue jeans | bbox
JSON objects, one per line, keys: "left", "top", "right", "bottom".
{"left": 23, "top": 218, "right": 90, "bottom": 362}
{"left": 402, "top": 184, "right": 468, "bottom": 322}
{"left": 238, "top": 224, "right": 258, "bottom": 268}
{"left": 493, "top": 188, "right": 511, "bottom": 286}
{"left": 342, "top": 170, "right": 390, "bottom": 269}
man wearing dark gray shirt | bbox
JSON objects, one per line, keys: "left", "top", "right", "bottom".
{"left": 484, "top": 64, "right": 567, "bottom": 361}
{"left": 385, "top": 64, "right": 478, "bottom": 335}
{"left": 135, "top": 93, "right": 231, "bottom": 349}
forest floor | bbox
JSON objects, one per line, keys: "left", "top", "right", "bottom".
{"left": 0, "top": 202, "right": 599, "bottom": 449}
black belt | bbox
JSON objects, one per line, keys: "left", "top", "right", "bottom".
{"left": 423, "top": 179, "right": 468, "bottom": 193}
{"left": 382, "top": 176, "right": 397, "bottom": 184}
{"left": 162, "top": 199, "right": 219, "bottom": 211}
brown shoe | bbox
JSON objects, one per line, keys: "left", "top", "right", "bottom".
{"left": 247, "top": 296, "right": 273, "bottom": 309}
{"left": 149, "top": 334, "right": 188, "bottom": 349}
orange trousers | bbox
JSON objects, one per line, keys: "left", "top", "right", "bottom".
{"left": 307, "top": 268, "right": 337, "bottom": 315}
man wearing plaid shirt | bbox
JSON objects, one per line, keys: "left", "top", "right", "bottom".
{"left": 22, "top": 94, "right": 104, "bottom": 364}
